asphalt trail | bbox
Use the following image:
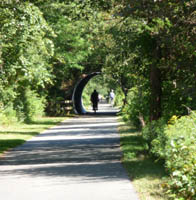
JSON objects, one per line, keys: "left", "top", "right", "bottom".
{"left": 0, "top": 103, "right": 139, "bottom": 200}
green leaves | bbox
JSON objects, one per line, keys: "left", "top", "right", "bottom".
{"left": 0, "top": 2, "right": 55, "bottom": 121}
{"left": 0, "top": 2, "right": 54, "bottom": 87}
{"left": 147, "top": 113, "right": 196, "bottom": 199}
{"left": 53, "top": 17, "right": 92, "bottom": 70}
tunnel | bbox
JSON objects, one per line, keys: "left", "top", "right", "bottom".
{"left": 72, "top": 72, "right": 101, "bottom": 114}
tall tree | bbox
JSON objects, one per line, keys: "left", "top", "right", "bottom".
{"left": 108, "top": 0, "right": 196, "bottom": 121}
{"left": 0, "top": 1, "right": 54, "bottom": 119}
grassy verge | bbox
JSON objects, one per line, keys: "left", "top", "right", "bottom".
{"left": 119, "top": 120, "right": 169, "bottom": 200}
{"left": 0, "top": 116, "right": 66, "bottom": 156}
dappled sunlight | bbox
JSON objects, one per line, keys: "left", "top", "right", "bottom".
{"left": 0, "top": 160, "right": 126, "bottom": 183}
{"left": 0, "top": 113, "right": 123, "bottom": 181}
{"left": 0, "top": 107, "right": 139, "bottom": 200}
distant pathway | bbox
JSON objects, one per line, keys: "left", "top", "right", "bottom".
{"left": 0, "top": 103, "right": 139, "bottom": 200}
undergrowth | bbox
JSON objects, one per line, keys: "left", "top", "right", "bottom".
{"left": 119, "top": 120, "right": 169, "bottom": 200}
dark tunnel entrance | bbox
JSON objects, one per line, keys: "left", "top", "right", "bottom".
{"left": 72, "top": 72, "right": 101, "bottom": 114}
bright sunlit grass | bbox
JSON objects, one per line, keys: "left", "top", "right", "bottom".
{"left": 0, "top": 117, "right": 66, "bottom": 155}
{"left": 119, "top": 120, "right": 169, "bottom": 200}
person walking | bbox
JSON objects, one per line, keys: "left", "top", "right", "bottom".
{"left": 90, "top": 89, "right": 99, "bottom": 113}
{"left": 109, "top": 89, "right": 115, "bottom": 107}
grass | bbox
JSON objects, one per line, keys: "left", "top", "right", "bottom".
{"left": 119, "top": 120, "right": 169, "bottom": 200}
{"left": 0, "top": 114, "right": 169, "bottom": 199}
{"left": 0, "top": 116, "right": 66, "bottom": 155}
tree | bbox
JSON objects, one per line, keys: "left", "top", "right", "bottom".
{"left": 107, "top": 0, "right": 196, "bottom": 121}
{"left": 0, "top": 1, "right": 54, "bottom": 120}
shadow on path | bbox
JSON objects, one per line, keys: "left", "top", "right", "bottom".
{"left": 0, "top": 103, "right": 139, "bottom": 200}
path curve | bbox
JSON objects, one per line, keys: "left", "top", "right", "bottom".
{"left": 0, "top": 103, "right": 139, "bottom": 200}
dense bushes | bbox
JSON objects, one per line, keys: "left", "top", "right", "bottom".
{"left": 164, "top": 114, "right": 196, "bottom": 199}
{"left": 20, "top": 88, "right": 46, "bottom": 122}
{"left": 120, "top": 85, "right": 196, "bottom": 199}
{"left": 138, "top": 113, "right": 196, "bottom": 199}
{"left": 0, "top": 88, "right": 46, "bottom": 125}
{"left": 0, "top": 103, "right": 18, "bottom": 125}
{"left": 121, "top": 87, "right": 150, "bottom": 129}
{"left": 142, "top": 118, "right": 167, "bottom": 158}
{"left": 0, "top": 2, "right": 53, "bottom": 124}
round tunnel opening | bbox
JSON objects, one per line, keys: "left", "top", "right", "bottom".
{"left": 72, "top": 72, "right": 101, "bottom": 114}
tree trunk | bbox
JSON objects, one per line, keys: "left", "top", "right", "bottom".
{"left": 138, "top": 113, "right": 146, "bottom": 127}
{"left": 121, "top": 87, "right": 128, "bottom": 108}
{"left": 150, "top": 65, "right": 162, "bottom": 121}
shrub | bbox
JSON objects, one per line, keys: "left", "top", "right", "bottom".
{"left": 142, "top": 118, "right": 167, "bottom": 157}
{"left": 164, "top": 113, "right": 196, "bottom": 199}
{"left": 121, "top": 104, "right": 141, "bottom": 128}
{"left": 14, "top": 88, "right": 46, "bottom": 122}
{"left": 121, "top": 87, "right": 150, "bottom": 129}
{"left": 24, "top": 88, "right": 46, "bottom": 122}
{"left": 113, "top": 88, "right": 124, "bottom": 107}
{"left": 0, "top": 103, "right": 18, "bottom": 125}
{"left": 140, "top": 113, "right": 196, "bottom": 199}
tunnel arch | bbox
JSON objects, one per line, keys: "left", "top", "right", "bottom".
{"left": 72, "top": 72, "right": 101, "bottom": 114}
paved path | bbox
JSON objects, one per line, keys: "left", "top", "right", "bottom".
{"left": 0, "top": 103, "right": 139, "bottom": 200}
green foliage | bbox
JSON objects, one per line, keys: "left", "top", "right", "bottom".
{"left": 109, "top": 5, "right": 196, "bottom": 198}
{"left": 0, "top": 84, "right": 18, "bottom": 125}
{"left": 0, "top": 103, "right": 17, "bottom": 126}
{"left": 0, "top": 1, "right": 54, "bottom": 121}
{"left": 14, "top": 88, "right": 46, "bottom": 122}
{"left": 1, "top": 0, "right": 196, "bottom": 198}
{"left": 113, "top": 88, "right": 124, "bottom": 107}
{"left": 36, "top": 0, "right": 100, "bottom": 114}
{"left": 142, "top": 118, "right": 167, "bottom": 158}
{"left": 0, "top": 2, "right": 54, "bottom": 88}
{"left": 140, "top": 113, "right": 196, "bottom": 199}
{"left": 53, "top": 16, "right": 92, "bottom": 71}
{"left": 23, "top": 88, "right": 46, "bottom": 122}
{"left": 162, "top": 81, "right": 196, "bottom": 120}
{"left": 119, "top": 121, "right": 167, "bottom": 200}
{"left": 121, "top": 85, "right": 150, "bottom": 128}
{"left": 103, "top": 17, "right": 145, "bottom": 95}
{"left": 164, "top": 113, "right": 196, "bottom": 199}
